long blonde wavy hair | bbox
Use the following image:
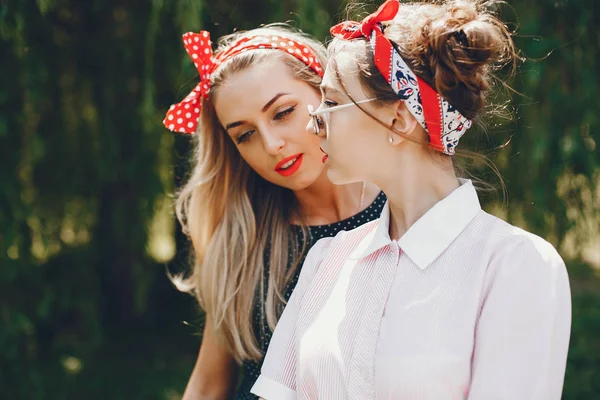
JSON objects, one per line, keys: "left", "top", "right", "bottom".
{"left": 174, "top": 25, "right": 326, "bottom": 363}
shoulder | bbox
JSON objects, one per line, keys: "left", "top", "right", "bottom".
{"left": 477, "top": 211, "right": 569, "bottom": 289}
{"left": 329, "top": 218, "right": 380, "bottom": 250}
{"left": 307, "top": 235, "right": 335, "bottom": 260}
{"left": 481, "top": 212, "right": 563, "bottom": 265}
{"left": 304, "top": 218, "right": 379, "bottom": 271}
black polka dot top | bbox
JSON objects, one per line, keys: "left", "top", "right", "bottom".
{"left": 236, "top": 191, "right": 387, "bottom": 399}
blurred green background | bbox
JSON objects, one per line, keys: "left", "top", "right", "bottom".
{"left": 1, "top": 0, "right": 598, "bottom": 399}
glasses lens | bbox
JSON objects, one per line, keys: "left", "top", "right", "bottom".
{"left": 308, "top": 105, "right": 322, "bottom": 135}
{"left": 315, "top": 115, "right": 325, "bottom": 133}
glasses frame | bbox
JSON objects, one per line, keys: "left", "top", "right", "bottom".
{"left": 308, "top": 98, "right": 378, "bottom": 135}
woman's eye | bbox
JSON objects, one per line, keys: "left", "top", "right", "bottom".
{"left": 274, "top": 106, "right": 296, "bottom": 120}
{"left": 324, "top": 100, "right": 338, "bottom": 107}
{"left": 237, "top": 130, "right": 254, "bottom": 144}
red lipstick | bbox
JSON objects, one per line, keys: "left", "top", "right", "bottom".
{"left": 320, "top": 147, "right": 328, "bottom": 163}
{"left": 275, "top": 153, "right": 304, "bottom": 177}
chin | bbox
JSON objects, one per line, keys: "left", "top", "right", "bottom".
{"left": 326, "top": 168, "right": 360, "bottom": 186}
{"left": 278, "top": 169, "right": 323, "bottom": 191}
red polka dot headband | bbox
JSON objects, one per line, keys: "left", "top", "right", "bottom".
{"left": 330, "top": 0, "right": 472, "bottom": 155}
{"left": 163, "top": 30, "right": 324, "bottom": 134}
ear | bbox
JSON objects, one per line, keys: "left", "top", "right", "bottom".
{"left": 389, "top": 101, "right": 419, "bottom": 143}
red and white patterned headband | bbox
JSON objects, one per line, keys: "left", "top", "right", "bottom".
{"left": 330, "top": 0, "right": 472, "bottom": 155}
{"left": 163, "top": 30, "right": 324, "bottom": 134}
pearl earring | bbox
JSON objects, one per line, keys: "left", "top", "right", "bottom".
{"left": 388, "top": 137, "right": 393, "bottom": 144}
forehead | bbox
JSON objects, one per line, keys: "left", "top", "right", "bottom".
{"left": 322, "top": 52, "right": 365, "bottom": 98}
{"left": 213, "top": 56, "right": 305, "bottom": 121}
{"left": 218, "top": 56, "right": 294, "bottom": 93}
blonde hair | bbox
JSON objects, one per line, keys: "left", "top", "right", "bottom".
{"left": 174, "top": 25, "right": 326, "bottom": 363}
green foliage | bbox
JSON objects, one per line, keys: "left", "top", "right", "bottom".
{"left": 497, "top": 0, "right": 600, "bottom": 251}
{"left": 0, "top": 0, "right": 598, "bottom": 398}
{"left": 565, "top": 281, "right": 600, "bottom": 398}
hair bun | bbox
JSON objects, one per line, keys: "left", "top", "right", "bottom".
{"left": 423, "top": 0, "right": 514, "bottom": 118}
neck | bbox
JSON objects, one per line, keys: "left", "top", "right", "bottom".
{"left": 375, "top": 146, "right": 459, "bottom": 240}
{"left": 292, "top": 171, "right": 365, "bottom": 226}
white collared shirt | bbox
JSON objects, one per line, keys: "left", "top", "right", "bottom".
{"left": 251, "top": 180, "right": 572, "bottom": 400}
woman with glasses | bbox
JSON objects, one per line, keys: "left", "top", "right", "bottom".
{"left": 253, "top": 1, "right": 571, "bottom": 399}
{"left": 164, "top": 25, "right": 385, "bottom": 400}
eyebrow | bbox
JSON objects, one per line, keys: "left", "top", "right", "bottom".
{"left": 262, "top": 92, "right": 290, "bottom": 112}
{"left": 320, "top": 84, "right": 343, "bottom": 97}
{"left": 224, "top": 92, "right": 291, "bottom": 131}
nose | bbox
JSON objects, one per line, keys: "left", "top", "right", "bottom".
{"left": 305, "top": 117, "right": 315, "bottom": 136}
{"left": 261, "top": 127, "right": 285, "bottom": 155}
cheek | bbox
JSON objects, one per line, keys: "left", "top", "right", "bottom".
{"left": 305, "top": 131, "right": 321, "bottom": 152}
{"left": 235, "top": 144, "right": 268, "bottom": 173}
{"left": 294, "top": 117, "right": 322, "bottom": 154}
{"left": 329, "top": 116, "right": 363, "bottom": 154}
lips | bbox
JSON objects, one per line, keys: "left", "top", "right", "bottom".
{"left": 320, "top": 147, "right": 329, "bottom": 163}
{"left": 275, "top": 153, "right": 304, "bottom": 177}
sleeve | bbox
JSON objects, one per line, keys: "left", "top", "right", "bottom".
{"left": 251, "top": 236, "right": 334, "bottom": 400}
{"left": 468, "top": 235, "right": 572, "bottom": 400}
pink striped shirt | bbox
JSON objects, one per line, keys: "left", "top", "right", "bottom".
{"left": 251, "top": 180, "right": 571, "bottom": 400}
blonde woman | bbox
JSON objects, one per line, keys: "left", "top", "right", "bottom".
{"left": 254, "top": 1, "right": 571, "bottom": 399}
{"left": 163, "top": 26, "right": 384, "bottom": 399}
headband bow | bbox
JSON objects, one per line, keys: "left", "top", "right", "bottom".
{"left": 163, "top": 31, "right": 214, "bottom": 134}
{"left": 330, "top": 0, "right": 472, "bottom": 156}
{"left": 164, "top": 31, "right": 324, "bottom": 134}
{"left": 330, "top": 0, "right": 399, "bottom": 39}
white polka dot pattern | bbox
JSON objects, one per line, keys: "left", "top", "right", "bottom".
{"left": 163, "top": 30, "right": 324, "bottom": 135}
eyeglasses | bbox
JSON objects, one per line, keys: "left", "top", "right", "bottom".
{"left": 307, "top": 98, "right": 378, "bottom": 135}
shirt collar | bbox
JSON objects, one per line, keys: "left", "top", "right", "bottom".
{"left": 351, "top": 179, "right": 481, "bottom": 269}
